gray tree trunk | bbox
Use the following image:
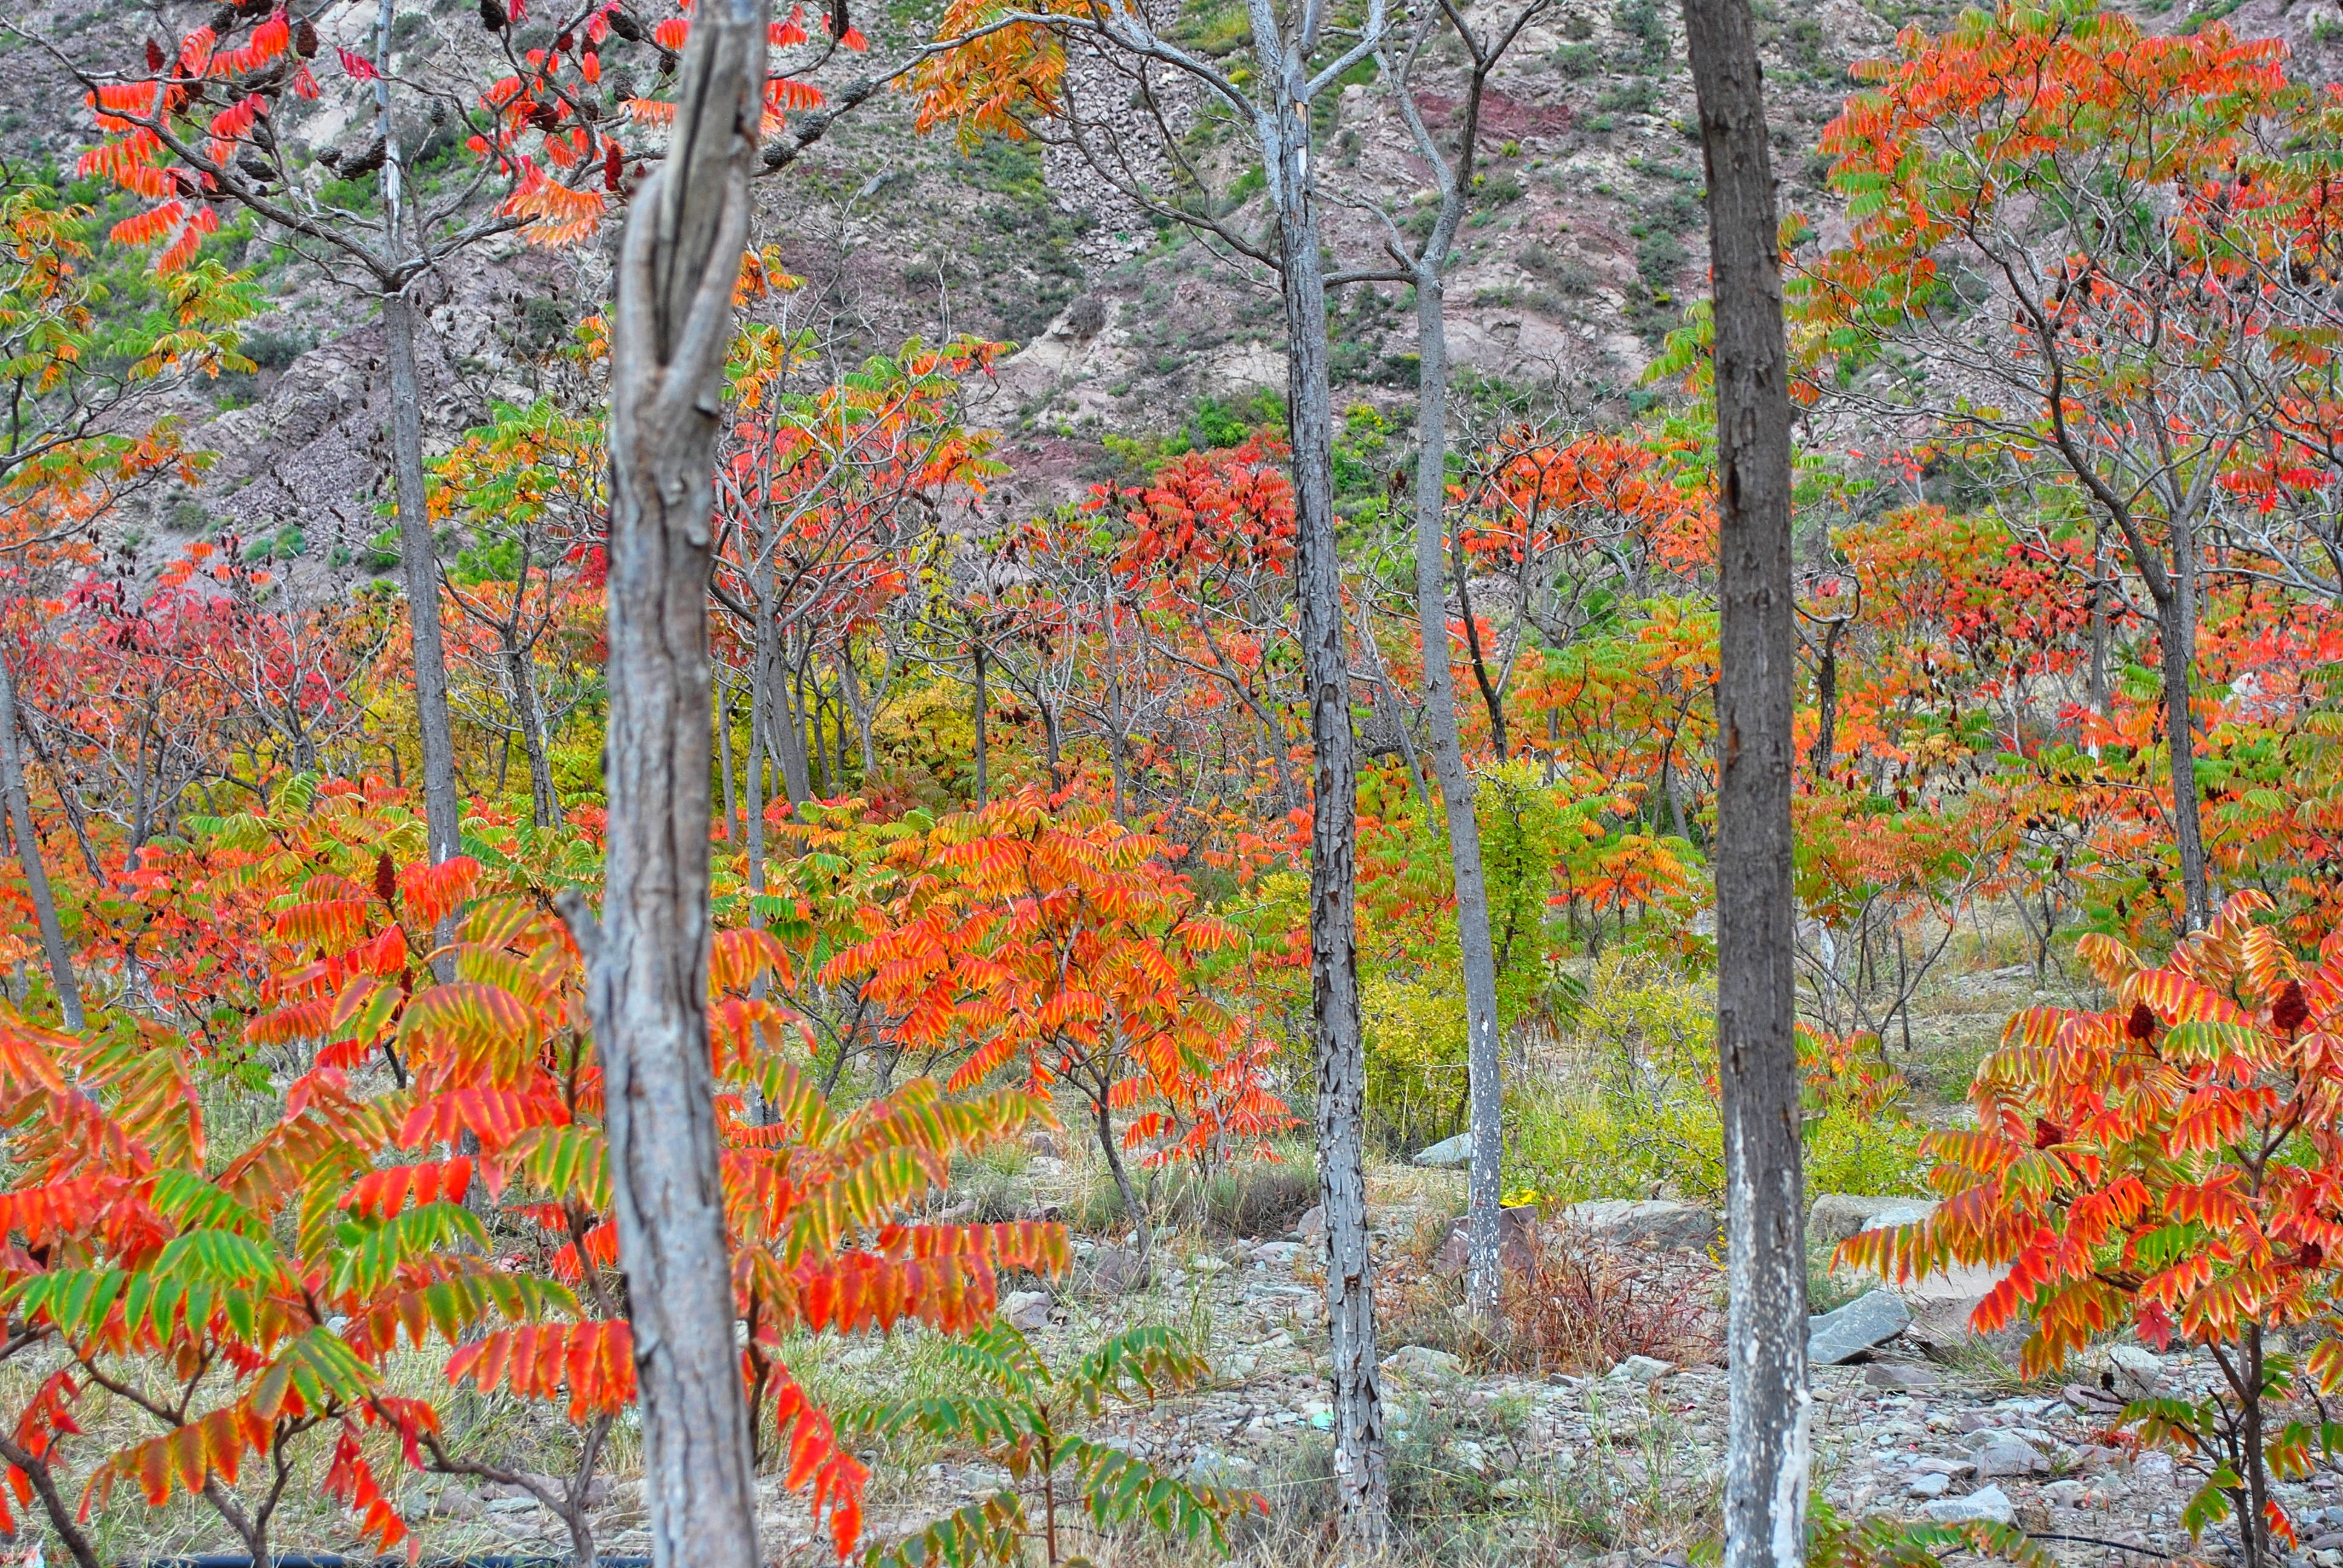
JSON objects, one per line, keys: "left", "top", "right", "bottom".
{"left": 768, "top": 636, "right": 810, "bottom": 806}
{"left": 505, "top": 638, "right": 559, "bottom": 828}
{"left": 1389, "top": 10, "right": 1530, "bottom": 1326}
{"left": 569, "top": 1, "right": 767, "bottom": 1564}
{"left": 1252, "top": 18, "right": 1386, "bottom": 1539}
{"left": 2088, "top": 525, "right": 2108, "bottom": 726}
{"left": 1678, "top": 0, "right": 1809, "bottom": 1562}
{"left": 382, "top": 290, "right": 463, "bottom": 872}
{"left": 1411, "top": 278, "right": 1506, "bottom": 1324}
{"left": 838, "top": 651, "right": 879, "bottom": 779}
{"left": 716, "top": 678, "right": 741, "bottom": 844}
{"left": 373, "top": 0, "right": 458, "bottom": 870}
{"left": 0, "top": 653, "right": 82, "bottom": 1031}
{"left": 2161, "top": 515, "right": 2210, "bottom": 930}
{"left": 971, "top": 643, "right": 989, "bottom": 806}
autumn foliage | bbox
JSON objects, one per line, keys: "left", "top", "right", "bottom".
{"left": 1848, "top": 892, "right": 2343, "bottom": 1562}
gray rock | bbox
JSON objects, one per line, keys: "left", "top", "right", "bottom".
{"left": 1562, "top": 1198, "right": 1722, "bottom": 1252}
{"left": 1925, "top": 1485, "right": 2014, "bottom": 1526}
{"left": 1250, "top": 1240, "right": 1302, "bottom": 1267}
{"left": 1433, "top": 1204, "right": 1540, "bottom": 1276}
{"left": 1907, "top": 1472, "right": 1951, "bottom": 1499}
{"left": 1185, "top": 1448, "right": 1257, "bottom": 1489}
{"left": 1293, "top": 1205, "right": 1325, "bottom": 1240}
{"left": 1865, "top": 1362, "right": 1940, "bottom": 1390}
{"left": 1001, "top": 1290, "right": 1054, "bottom": 1332}
{"left": 1973, "top": 1436, "right": 2048, "bottom": 1478}
{"left": 1808, "top": 1193, "right": 1937, "bottom": 1254}
{"left": 1086, "top": 1246, "right": 1149, "bottom": 1296}
{"left": 1605, "top": 1354, "right": 1674, "bottom": 1385}
{"left": 1414, "top": 1134, "right": 1473, "bottom": 1168}
{"left": 2106, "top": 1344, "right": 2162, "bottom": 1397}
{"left": 1381, "top": 1345, "right": 1465, "bottom": 1380}
{"left": 1807, "top": 1288, "right": 1912, "bottom": 1365}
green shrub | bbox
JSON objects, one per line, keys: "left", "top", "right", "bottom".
{"left": 1363, "top": 969, "right": 1472, "bottom": 1153}
{"left": 1168, "top": 1147, "right": 1317, "bottom": 1235}
{"left": 1508, "top": 956, "right": 1927, "bottom": 1207}
{"left": 1614, "top": 0, "right": 1672, "bottom": 67}
{"left": 1553, "top": 42, "right": 1604, "bottom": 75}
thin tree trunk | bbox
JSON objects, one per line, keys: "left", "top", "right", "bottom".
{"left": 1254, "top": 28, "right": 1385, "bottom": 1540}
{"left": 805, "top": 664, "right": 829, "bottom": 795}
{"left": 971, "top": 642, "right": 989, "bottom": 806}
{"left": 383, "top": 290, "right": 462, "bottom": 871}
{"left": 1810, "top": 621, "right": 1838, "bottom": 779}
{"left": 506, "top": 638, "right": 558, "bottom": 829}
{"left": 2242, "top": 1324, "right": 2270, "bottom": 1568}
{"left": 567, "top": 3, "right": 767, "bottom": 1564}
{"left": 1679, "top": 0, "right": 1809, "bottom": 1561}
{"left": 0, "top": 653, "right": 81, "bottom": 1031}
{"left": 1091, "top": 1096, "right": 1147, "bottom": 1262}
{"left": 716, "top": 678, "right": 740, "bottom": 842}
{"left": 1453, "top": 553, "right": 1509, "bottom": 757}
{"left": 0, "top": 1428, "right": 100, "bottom": 1568}
{"left": 2088, "top": 528, "right": 2108, "bottom": 736}
{"left": 1411, "top": 261, "right": 1506, "bottom": 1324}
{"left": 2161, "top": 517, "right": 2211, "bottom": 930}
{"left": 838, "top": 650, "right": 879, "bottom": 779}
{"left": 770, "top": 637, "right": 810, "bottom": 806}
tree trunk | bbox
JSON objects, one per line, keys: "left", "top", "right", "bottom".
{"left": 971, "top": 642, "right": 989, "bottom": 806}
{"left": 1091, "top": 1095, "right": 1147, "bottom": 1262}
{"left": 0, "top": 1429, "right": 100, "bottom": 1568}
{"left": 837, "top": 650, "right": 879, "bottom": 779}
{"left": 382, "top": 290, "right": 463, "bottom": 871}
{"left": 2241, "top": 1324, "right": 2270, "bottom": 1568}
{"left": 716, "top": 678, "right": 740, "bottom": 843}
{"left": 769, "top": 636, "right": 811, "bottom": 806}
{"left": 506, "top": 636, "right": 559, "bottom": 828}
{"left": 805, "top": 663, "right": 829, "bottom": 795}
{"left": 0, "top": 652, "right": 82, "bottom": 1032}
{"left": 1411, "top": 263, "right": 1506, "bottom": 1324}
{"left": 2161, "top": 517, "right": 2212, "bottom": 931}
{"left": 1453, "top": 556, "right": 1509, "bottom": 758}
{"left": 1679, "top": 0, "right": 1809, "bottom": 1562}
{"left": 1259, "top": 53, "right": 1386, "bottom": 1544}
{"left": 1809, "top": 621, "right": 1838, "bottom": 780}
{"left": 572, "top": 2, "right": 767, "bottom": 1564}
{"left": 2088, "top": 524, "right": 2108, "bottom": 728}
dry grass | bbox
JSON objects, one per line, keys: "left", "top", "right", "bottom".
{"left": 1377, "top": 1214, "right": 1718, "bottom": 1379}
{"left": 1487, "top": 1224, "right": 1717, "bottom": 1376}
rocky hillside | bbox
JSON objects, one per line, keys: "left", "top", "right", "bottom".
{"left": 7, "top": 0, "right": 2325, "bottom": 573}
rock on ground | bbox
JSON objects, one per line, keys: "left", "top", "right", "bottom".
{"left": 1924, "top": 1485, "right": 2015, "bottom": 1526}
{"left": 1807, "top": 1288, "right": 1912, "bottom": 1365}
{"left": 1808, "top": 1192, "right": 1937, "bottom": 1253}
{"left": 1414, "top": 1133, "right": 1473, "bottom": 1168}
{"left": 1562, "top": 1198, "right": 1720, "bottom": 1252}
{"left": 1432, "top": 1204, "right": 1541, "bottom": 1275}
